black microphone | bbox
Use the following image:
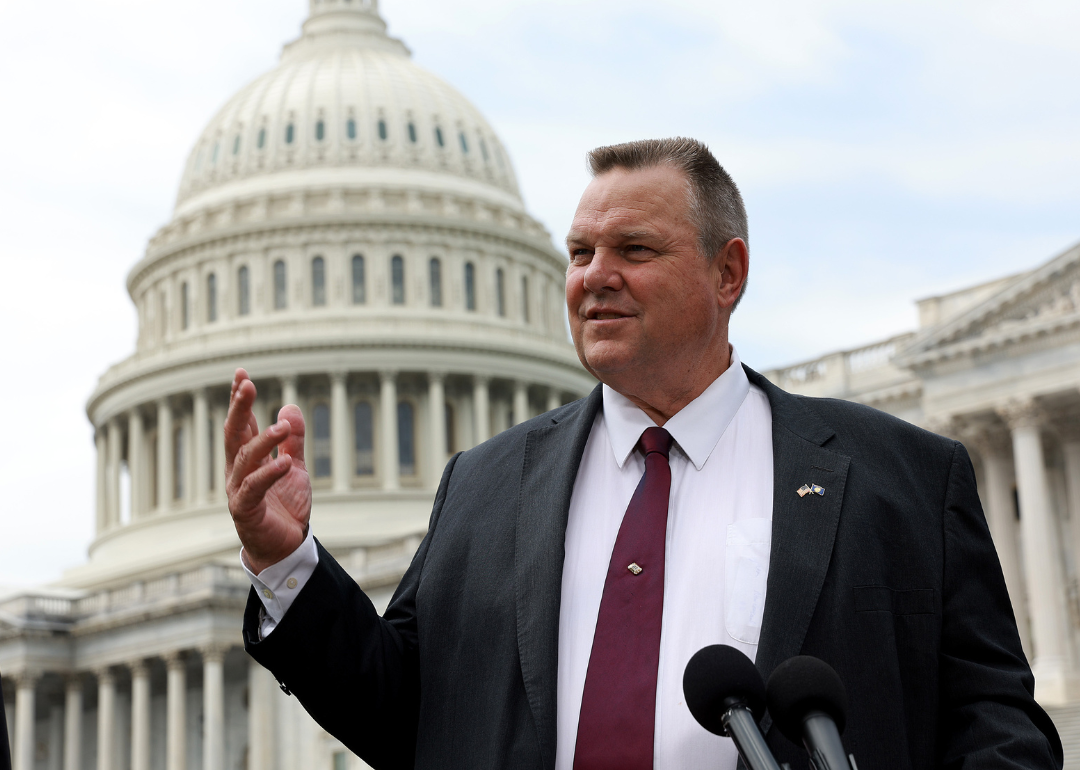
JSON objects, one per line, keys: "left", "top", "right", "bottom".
{"left": 765, "top": 656, "right": 854, "bottom": 770}
{"left": 683, "top": 645, "right": 783, "bottom": 770}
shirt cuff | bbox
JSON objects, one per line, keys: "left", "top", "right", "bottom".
{"left": 240, "top": 526, "right": 318, "bottom": 638}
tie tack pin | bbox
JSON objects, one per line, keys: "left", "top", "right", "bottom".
{"left": 627, "top": 562, "right": 643, "bottom": 575}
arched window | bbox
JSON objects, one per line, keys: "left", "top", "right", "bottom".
{"left": 211, "top": 143, "right": 219, "bottom": 165}
{"left": 354, "top": 402, "right": 374, "bottom": 476}
{"left": 459, "top": 132, "right": 468, "bottom": 153}
{"left": 285, "top": 123, "right": 295, "bottom": 144}
{"left": 313, "top": 403, "right": 331, "bottom": 478}
{"left": 180, "top": 282, "right": 190, "bottom": 330}
{"left": 398, "top": 401, "right": 415, "bottom": 476}
{"left": 274, "top": 260, "right": 287, "bottom": 309}
{"left": 233, "top": 135, "right": 241, "bottom": 155}
{"left": 464, "top": 262, "right": 476, "bottom": 311}
{"left": 435, "top": 126, "right": 444, "bottom": 147}
{"left": 351, "top": 254, "right": 366, "bottom": 304}
{"left": 315, "top": 120, "right": 325, "bottom": 142}
{"left": 496, "top": 268, "right": 506, "bottom": 317}
{"left": 257, "top": 128, "right": 266, "bottom": 149}
{"left": 407, "top": 122, "right": 417, "bottom": 143}
{"left": 391, "top": 255, "right": 405, "bottom": 305}
{"left": 480, "top": 138, "right": 488, "bottom": 162}
{"left": 238, "top": 266, "right": 250, "bottom": 316}
{"left": 378, "top": 119, "right": 388, "bottom": 141}
{"left": 521, "top": 275, "right": 530, "bottom": 323}
{"left": 206, "top": 273, "right": 217, "bottom": 322}
{"left": 346, "top": 118, "right": 356, "bottom": 140}
{"left": 311, "top": 256, "right": 326, "bottom": 306}
{"left": 429, "top": 257, "right": 442, "bottom": 307}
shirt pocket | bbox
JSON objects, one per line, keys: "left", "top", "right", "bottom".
{"left": 725, "top": 518, "right": 772, "bottom": 645}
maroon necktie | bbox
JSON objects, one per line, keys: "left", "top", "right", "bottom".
{"left": 574, "top": 427, "right": 674, "bottom": 770}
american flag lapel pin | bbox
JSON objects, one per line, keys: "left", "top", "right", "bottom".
{"left": 797, "top": 484, "right": 812, "bottom": 497}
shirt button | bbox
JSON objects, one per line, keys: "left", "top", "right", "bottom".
{"left": 263, "top": 589, "right": 273, "bottom": 599}
{"left": 286, "top": 578, "right": 298, "bottom": 589}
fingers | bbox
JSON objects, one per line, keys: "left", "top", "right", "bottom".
{"left": 224, "top": 370, "right": 257, "bottom": 470}
{"left": 231, "top": 455, "right": 293, "bottom": 516}
{"left": 229, "top": 419, "right": 292, "bottom": 492}
{"left": 276, "top": 404, "right": 307, "bottom": 464}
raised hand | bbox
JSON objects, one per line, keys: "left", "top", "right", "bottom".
{"left": 224, "top": 368, "right": 313, "bottom": 573}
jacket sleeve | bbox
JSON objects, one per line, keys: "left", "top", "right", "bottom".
{"left": 938, "top": 441, "right": 1063, "bottom": 768}
{"left": 242, "top": 452, "right": 460, "bottom": 770}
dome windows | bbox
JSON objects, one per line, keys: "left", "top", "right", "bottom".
{"left": 496, "top": 267, "right": 506, "bottom": 317}
{"left": 459, "top": 132, "right": 468, "bottom": 154}
{"left": 311, "top": 256, "right": 326, "bottom": 306}
{"left": 464, "top": 262, "right": 476, "bottom": 311}
{"left": 346, "top": 118, "right": 357, "bottom": 140}
{"left": 354, "top": 402, "right": 374, "bottom": 475}
{"left": 211, "top": 143, "right": 220, "bottom": 165}
{"left": 378, "top": 119, "right": 388, "bottom": 141}
{"left": 233, "top": 136, "right": 241, "bottom": 155}
{"left": 351, "top": 254, "right": 366, "bottom": 304}
{"left": 480, "top": 138, "right": 489, "bottom": 162}
{"left": 273, "top": 260, "right": 287, "bottom": 309}
{"left": 285, "top": 123, "right": 295, "bottom": 145}
{"left": 313, "top": 403, "right": 331, "bottom": 478}
{"left": 521, "top": 276, "right": 530, "bottom": 323}
{"left": 391, "top": 255, "right": 405, "bottom": 304}
{"left": 257, "top": 128, "right": 266, "bottom": 149}
{"left": 180, "top": 282, "right": 190, "bottom": 329}
{"left": 238, "top": 266, "right": 250, "bottom": 316}
{"left": 315, "top": 120, "right": 325, "bottom": 142}
{"left": 397, "top": 401, "right": 416, "bottom": 476}
{"left": 206, "top": 273, "right": 218, "bottom": 322}
{"left": 407, "top": 122, "right": 417, "bottom": 143}
{"left": 429, "top": 258, "right": 442, "bottom": 307}
{"left": 435, "top": 126, "right": 444, "bottom": 147}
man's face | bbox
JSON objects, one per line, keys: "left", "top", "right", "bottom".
{"left": 565, "top": 165, "right": 729, "bottom": 395}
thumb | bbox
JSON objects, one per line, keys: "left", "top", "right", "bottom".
{"left": 277, "top": 404, "right": 307, "bottom": 463}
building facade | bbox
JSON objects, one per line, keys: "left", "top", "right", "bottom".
{"left": 0, "top": 2, "right": 594, "bottom": 770}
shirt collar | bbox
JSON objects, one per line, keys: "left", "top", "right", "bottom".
{"left": 602, "top": 347, "right": 751, "bottom": 471}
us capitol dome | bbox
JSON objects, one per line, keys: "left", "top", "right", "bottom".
{"left": 0, "top": 4, "right": 593, "bottom": 770}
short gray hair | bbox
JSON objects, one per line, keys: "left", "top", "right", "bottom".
{"left": 586, "top": 137, "right": 748, "bottom": 307}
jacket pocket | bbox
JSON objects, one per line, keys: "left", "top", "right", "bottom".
{"left": 854, "top": 585, "right": 935, "bottom": 615}
{"left": 725, "top": 518, "right": 772, "bottom": 644}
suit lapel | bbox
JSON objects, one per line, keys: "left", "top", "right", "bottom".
{"left": 515, "top": 386, "right": 603, "bottom": 770}
{"left": 745, "top": 368, "right": 851, "bottom": 689}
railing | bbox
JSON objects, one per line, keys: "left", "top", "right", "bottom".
{"left": 766, "top": 332, "right": 917, "bottom": 398}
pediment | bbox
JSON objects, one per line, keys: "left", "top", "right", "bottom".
{"left": 896, "top": 239, "right": 1080, "bottom": 366}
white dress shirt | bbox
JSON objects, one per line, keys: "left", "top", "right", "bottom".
{"left": 244, "top": 349, "right": 774, "bottom": 770}
{"left": 556, "top": 349, "right": 774, "bottom": 770}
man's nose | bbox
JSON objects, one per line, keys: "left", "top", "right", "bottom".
{"left": 582, "top": 249, "right": 623, "bottom": 294}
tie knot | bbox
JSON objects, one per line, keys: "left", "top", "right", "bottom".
{"left": 639, "top": 427, "right": 673, "bottom": 458}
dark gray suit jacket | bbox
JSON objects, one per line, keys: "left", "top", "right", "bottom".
{"left": 244, "top": 367, "right": 1062, "bottom": 769}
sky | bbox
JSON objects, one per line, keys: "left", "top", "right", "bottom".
{"left": 0, "top": 0, "right": 1078, "bottom": 588}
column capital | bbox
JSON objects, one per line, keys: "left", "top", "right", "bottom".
{"left": 200, "top": 644, "right": 229, "bottom": 664}
{"left": 330, "top": 370, "right": 347, "bottom": 383}
{"left": 923, "top": 413, "right": 961, "bottom": 438}
{"left": 379, "top": 369, "right": 399, "bottom": 382}
{"left": 162, "top": 651, "right": 187, "bottom": 670}
{"left": 13, "top": 669, "right": 40, "bottom": 688}
{"left": 428, "top": 370, "right": 447, "bottom": 384}
{"left": 128, "top": 659, "right": 151, "bottom": 678}
{"left": 93, "top": 666, "right": 115, "bottom": 684}
{"left": 956, "top": 423, "right": 1012, "bottom": 457}
{"left": 64, "top": 672, "right": 84, "bottom": 691}
{"left": 473, "top": 374, "right": 490, "bottom": 386}
{"left": 997, "top": 397, "right": 1044, "bottom": 430}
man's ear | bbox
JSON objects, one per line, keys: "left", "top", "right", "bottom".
{"left": 715, "top": 238, "right": 749, "bottom": 310}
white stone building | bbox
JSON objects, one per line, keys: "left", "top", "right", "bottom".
{"left": 0, "top": 2, "right": 594, "bottom": 770}
{"left": 4, "top": 0, "right": 1080, "bottom": 766}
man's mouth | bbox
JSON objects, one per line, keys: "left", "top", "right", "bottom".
{"left": 594, "top": 313, "right": 624, "bottom": 320}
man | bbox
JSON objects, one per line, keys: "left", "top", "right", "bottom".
{"left": 226, "top": 138, "right": 1061, "bottom": 769}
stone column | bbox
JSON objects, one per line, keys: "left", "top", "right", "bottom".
{"left": 128, "top": 410, "right": 145, "bottom": 518}
{"left": 512, "top": 381, "right": 529, "bottom": 426}
{"left": 473, "top": 376, "right": 490, "bottom": 446}
{"left": 13, "top": 671, "right": 38, "bottom": 770}
{"left": 63, "top": 676, "right": 82, "bottom": 770}
{"left": 202, "top": 647, "right": 226, "bottom": 770}
{"left": 331, "top": 372, "right": 350, "bottom": 493}
{"left": 95, "top": 429, "right": 107, "bottom": 533}
{"left": 968, "top": 427, "right": 1031, "bottom": 657}
{"left": 130, "top": 660, "right": 151, "bottom": 770}
{"left": 380, "top": 371, "right": 400, "bottom": 491}
{"left": 428, "top": 372, "right": 447, "bottom": 485}
{"left": 211, "top": 403, "right": 227, "bottom": 500}
{"left": 546, "top": 388, "right": 561, "bottom": 413}
{"left": 247, "top": 662, "right": 274, "bottom": 770}
{"left": 282, "top": 376, "right": 298, "bottom": 408}
{"left": 1059, "top": 427, "right": 1080, "bottom": 610}
{"left": 164, "top": 653, "right": 186, "bottom": 770}
{"left": 107, "top": 419, "right": 122, "bottom": 527}
{"left": 96, "top": 668, "right": 116, "bottom": 770}
{"left": 194, "top": 389, "right": 210, "bottom": 505}
{"left": 157, "top": 400, "right": 174, "bottom": 512}
{"left": 1000, "top": 399, "right": 1077, "bottom": 703}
